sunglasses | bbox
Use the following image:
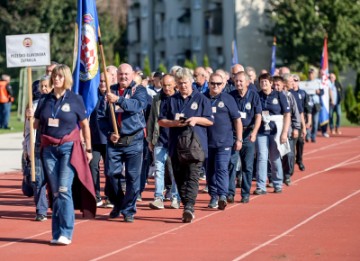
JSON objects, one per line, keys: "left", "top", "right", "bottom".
{"left": 210, "top": 82, "right": 222, "bottom": 86}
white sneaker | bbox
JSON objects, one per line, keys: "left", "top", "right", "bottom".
{"left": 170, "top": 197, "right": 180, "bottom": 209}
{"left": 149, "top": 197, "right": 164, "bottom": 209}
{"left": 56, "top": 236, "right": 71, "bottom": 245}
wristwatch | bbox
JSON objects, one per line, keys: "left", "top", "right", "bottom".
{"left": 86, "top": 148, "right": 92, "bottom": 153}
{"left": 236, "top": 138, "right": 243, "bottom": 142}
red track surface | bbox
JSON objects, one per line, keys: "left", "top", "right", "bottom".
{"left": 1, "top": 127, "right": 359, "bottom": 260}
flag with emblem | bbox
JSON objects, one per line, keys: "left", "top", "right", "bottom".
{"left": 231, "top": 40, "right": 239, "bottom": 66}
{"left": 72, "top": 0, "right": 100, "bottom": 117}
{"left": 270, "top": 37, "right": 276, "bottom": 76}
{"left": 319, "top": 36, "right": 330, "bottom": 127}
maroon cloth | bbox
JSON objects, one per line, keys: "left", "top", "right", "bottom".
{"left": 41, "top": 128, "right": 96, "bottom": 218}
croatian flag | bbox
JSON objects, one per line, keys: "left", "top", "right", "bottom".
{"left": 319, "top": 36, "right": 330, "bottom": 127}
{"left": 72, "top": 0, "right": 100, "bottom": 117}
{"left": 270, "top": 37, "right": 277, "bottom": 76}
{"left": 231, "top": 40, "right": 239, "bottom": 66}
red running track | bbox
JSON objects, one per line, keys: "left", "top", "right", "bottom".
{"left": 0, "top": 127, "right": 359, "bottom": 260}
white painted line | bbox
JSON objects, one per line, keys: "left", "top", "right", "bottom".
{"left": 231, "top": 189, "right": 360, "bottom": 261}
{"left": 0, "top": 189, "right": 21, "bottom": 194}
{"left": 304, "top": 137, "right": 359, "bottom": 156}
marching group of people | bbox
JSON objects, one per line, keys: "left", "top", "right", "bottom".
{"left": 22, "top": 61, "right": 343, "bottom": 245}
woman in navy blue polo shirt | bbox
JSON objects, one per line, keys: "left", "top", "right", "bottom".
{"left": 33, "top": 64, "right": 95, "bottom": 245}
{"left": 255, "top": 73, "right": 290, "bottom": 195}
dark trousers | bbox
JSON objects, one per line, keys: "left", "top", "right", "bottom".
{"left": 207, "top": 147, "right": 231, "bottom": 198}
{"left": 295, "top": 136, "right": 304, "bottom": 164}
{"left": 171, "top": 153, "right": 202, "bottom": 211}
{"left": 106, "top": 137, "right": 143, "bottom": 217}
{"left": 140, "top": 138, "right": 152, "bottom": 193}
{"left": 89, "top": 144, "right": 108, "bottom": 199}
{"left": 282, "top": 136, "right": 297, "bottom": 179}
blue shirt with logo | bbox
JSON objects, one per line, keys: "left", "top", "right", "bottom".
{"left": 204, "top": 92, "right": 240, "bottom": 148}
{"left": 159, "top": 89, "right": 213, "bottom": 157}
{"left": 35, "top": 90, "right": 87, "bottom": 139}
{"left": 258, "top": 90, "right": 290, "bottom": 135}
{"left": 230, "top": 89, "right": 262, "bottom": 128}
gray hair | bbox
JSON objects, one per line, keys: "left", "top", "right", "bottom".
{"left": 174, "top": 67, "right": 193, "bottom": 82}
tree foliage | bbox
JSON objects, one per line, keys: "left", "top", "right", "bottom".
{"left": 265, "top": 0, "right": 360, "bottom": 71}
{"left": 143, "top": 56, "right": 151, "bottom": 77}
{"left": 0, "top": 0, "right": 123, "bottom": 77}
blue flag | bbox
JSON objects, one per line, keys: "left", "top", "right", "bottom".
{"left": 270, "top": 38, "right": 276, "bottom": 76}
{"left": 73, "top": 0, "right": 100, "bottom": 117}
{"left": 231, "top": 40, "right": 239, "bottom": 66}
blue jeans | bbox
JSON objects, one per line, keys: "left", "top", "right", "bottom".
{"left": 0, "top": 102, "right": 11, "bottom": 128}
{"left": 42, "top": 142, "right": 75, "bottom": 240}
{"left": 256, "top": 134, "right": 283, "bottom": 191}
{"left": 207, "top": 147, "right": 231, "bottom": 198}
{"left": 330, "top": 104, "right": 341, "bottom": 130}
{"left": 33, "top": 142, "right": 48, "bottom": 215}
{"left": 310, "top": 110, "right": 319, "bottom": 141}
{"left": 106, "top": 134, "right": 143, "bottom": 217}
{"left": 154, "top": 145, "right": 178, "bottom": 199}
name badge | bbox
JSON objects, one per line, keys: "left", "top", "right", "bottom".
{"left": 240, "top": 112, "right": 246, "bottom": 119}
{"left": 212, "top": 107, "right": 217, "bottom": 113}
{"left": 175, "top": 113, "right": 184, "bottom": 120}
{"left": 48, "top": 118, "right": 59, "bottom": 127}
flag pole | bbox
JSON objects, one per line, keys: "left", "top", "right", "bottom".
{"left": 97, "top": 26, "right": 119, "bottom": 136}
{"left": 27, "top": 67, "right": 36, "bottom": 182}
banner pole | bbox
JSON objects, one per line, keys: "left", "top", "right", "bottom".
{"left": 97, "top": 26, "right": 119, "bottom": 136}
{"left": 27, "top": 67, "right": 36, "bottom": 182}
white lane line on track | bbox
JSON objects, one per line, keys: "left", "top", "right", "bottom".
{"left": 1, "top": 137, "right": 360, "bottom": 256}
{"left": 89, "top": 154, "right": 360, "bottom": 261}
{"left": 0, "top": 189, "right": 21, "bottom": 194}
{"left": 231, "top": 189, "right": 360, "bottom": 261}
{"left": 304, "top": 136, "right": 359, "bottom": 156}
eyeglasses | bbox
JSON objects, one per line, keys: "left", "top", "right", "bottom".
{"left": 210, "top": 82, "right": 222, "bottom": 86}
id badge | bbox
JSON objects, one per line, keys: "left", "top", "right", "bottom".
{"left": 262, "top": 110, "right": 269, "bottom": 117}
{"left": 48, "top": 118, "right": 59, "bottom": 127}
{"left": 175, "top": 113, "right": 184, "bottom": 120}
{"left": 240, "top": 112, "right": 246, "bottom": 119}
{"left": 212, "top": 107, "right": 217, "bottom": 113}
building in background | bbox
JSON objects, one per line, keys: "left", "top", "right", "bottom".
{"left": 127, "top": 0, "right": 272, "bottom": 73}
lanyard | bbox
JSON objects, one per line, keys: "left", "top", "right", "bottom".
{"left": 51, "top": 91, "right": 67, "bottom": 119}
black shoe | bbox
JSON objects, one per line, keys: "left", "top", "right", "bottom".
{"left": 274, "top": 188, "right": 282, "bottom": 193}
{"left": 35, "top": 214, "right": 47, "bottom": 221}
{"left": 284, "top": 178, "right": 291, "bottom": 186}
{"left": 266, "top": 182, "right": 274, "bottom": 188}
{"left": 298, "top": 162, "right": 305, "bottom": 171}
{"left": 218, "top": 196, "right": 227, "bottom": 210}
{"left": 109, "top": 207, "right": 121, "bottom": 219}
{"left": 182, "top": 209, "right": 195, "bottom": 223}
{"left": 253, "top": 189, "right": 267, "bottom": 195}
{"left": 124, "top": 215, "right": 134, "bottom": 223}
{"left": 311, "top": 139, "right": 316, "bottom": 143}
{"left": 240, "top": 197, "right": 249, "bottom": 203}
{"left": 227, "top": 195, "right": 234, "bottom": 204}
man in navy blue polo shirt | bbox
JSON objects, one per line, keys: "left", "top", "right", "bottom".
{"left": 229, "top": 72, "right": 262, "bottom": 203}
{"left": 205, "top": 73, "right": 242, "bottom": 210}
{"left": 159, "top": 68, "right": 213, "bottom": 223}
{"left": 105, "top": 63, "right": 148, "bottom": 223}
{"left": 193, "top": 67, "right": 209, "bottom": 93}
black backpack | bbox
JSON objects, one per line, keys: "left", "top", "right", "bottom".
{"left": 177, "top": 126, "right": 205, "bottom": 163}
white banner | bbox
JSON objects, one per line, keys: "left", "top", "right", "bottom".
{"left": 6, "top": 33, "right": 51, "bottom": 68}
{"left": 298, "top": 80, "right": 321, "bottom": 95}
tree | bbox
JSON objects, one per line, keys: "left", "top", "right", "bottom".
{"left": 265, "top": 0, "right": 360, "bottom": 72}
{"left": 157, "top": 62, "right": 167, "bottom": 73}
{"left": 0, "top": 0, "right": 124, "bottom": 77}
{"left": 203, "top": 54, "right": 209, "bottom": 68}
{"left": 143, "top": 56, "right": 151, "bottom": 77}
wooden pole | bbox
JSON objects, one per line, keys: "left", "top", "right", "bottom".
{"left": 27, "top": 67, "right": 36, "bottom": 182}
{"left": 97, "top": 26, "right": 119, "bottom": 136}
